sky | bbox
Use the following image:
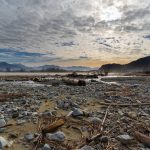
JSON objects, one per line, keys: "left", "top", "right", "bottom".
{"left": 0, "top": 0, "right": 149, "bottom": 67}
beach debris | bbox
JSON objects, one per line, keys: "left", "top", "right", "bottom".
{"left": 134, "top": 131, "right": 150, "bottom": 147}
{"left": 62, "top": 78, "right": 86, "bottom": 86}
{"left": 42, "top": 119, "right": 65, "bottom": 134}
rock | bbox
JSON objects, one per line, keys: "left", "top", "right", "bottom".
{"left": 42, "top": 144, "right": 51, "bottom": 150}
{"left": 0, "top": 128, "right": 6, "bottom": 133}
{"left": 0, "top": 115, "right": 4, "bottom": 119}
{"left": 17, "top": 120, "right": 26, "bottom": 125}
{"left": 24, "top": 133, "right": 34, "bottom": 142}
{"left": 12, "top": 112, "right": 19, "bottom": 118}
{"left": 64, "top": 102, "right": 70, "bottom": 109}
{"left": 46, "top": 131, "right": 65, "bottom": 142}
{"left": 127, "top": 112, "right": 137, "bottom": 119}
{"left": 89, "top": 117, "right": 101, "bottom": 124}
{"left": 100, "top": 136, "right": 109, "bottom": 143}
{"left": 80, "top": 145, "right": 95, "bottom": 150}
{"left": 56, "top": 100, "right": 64, "bottom": 108}
{"left": 117, "top": 134, "right": 133, "bottom": 144}
{"left": 0, "top": 119, "right": 6, "bottom": 128}
{"left": 71, "top": 108, "right": 83, "bottom": 117}
{"left": 118, "top": 110, "right": 124, "bottom": 116}
{"left": 0, "top": 136, "right": 8, "bottom": 149}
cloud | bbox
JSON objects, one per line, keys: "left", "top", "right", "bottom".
{"left": 144, "top": 35, "right": 150, "bottom": 39}
{"left": 0, "top": 48, "right": 59, "bottom": 64}
{"left": 0, "top": 0, "right": 149, "bottom": 66}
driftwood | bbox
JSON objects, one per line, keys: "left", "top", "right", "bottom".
{"left": 42, "top": 119, "right": 65, "bottom": 134}
{"left": 66, "top": 72, "right": 98, "bottom": 79}
{"left": 134, "top": 131, "right": 150, "bottom": 147}
{"left": 62, "top": 78, "right": 86, "bottom": 86}
{"left": 97, "top": 102, "right": 150, "bottom": 107}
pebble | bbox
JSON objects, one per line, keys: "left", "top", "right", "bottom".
{"left": 0, "top": 128, "right": 5, "bottom": 133}
{"left": 46, "top": 131, "right": 65, "bottom": 142}
{"left": 17, "top": 120, "right": 26, "bottom": 125}
{"left": 42, "top": 144, "right": 51, "bottom": 150}
{"left": 89, "top": 117, "right": 101, "bottom": 124}
{"left": 127, "top": 112, "right": 137, "bottom": 119}
{"left": 24, "top": 133, "right": 34, "bottom": 142}
{"left": 0, "top": 119, "right": 6, "bottom": 128}
{"left": 0, "top": 136, "right": 8, "bottom": 149}
{"left": 71, "top": 108, "right": 83, "bottom": 117}
{"left": 117, "top": 134, "right": 133, "bottom": 144}
{"left": 100, "top": 136, "right": 109, "bottom": 143}
{"left": 80, "top": 145, "right": 95, "bottom": 150}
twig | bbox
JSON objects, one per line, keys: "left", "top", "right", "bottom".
{"left": 97, "top": 102, "right": 150, "bottom": 107}
{"left": 76, "top": 105, "right": 110, "bottom": 149}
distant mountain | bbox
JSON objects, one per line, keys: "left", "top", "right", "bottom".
{"left": 32, "top": 65, "right": 63, "bottom": 71}
{"left": 63, "top": 66, "right": 97, "bottom": 71}
{"left": 0, "top": 62, "right": 96, "bottom": 72}
{"left": 0, "top": 62, "right": 27, "bottom": 72}
{"left": 99, "top": 56, "right": 150, "bottom": 73}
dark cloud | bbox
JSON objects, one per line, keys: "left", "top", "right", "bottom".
{"left": 61, "top": 41, "right": 76, "bottom": 47}
{"left": 144, "top": 35, "right": 150, "bottom": 39}
{"left": 79, "top": 56, "right": 89, "bottom": 59}
{"left": 0, "top": 48, "right": 59, "bottom": 64}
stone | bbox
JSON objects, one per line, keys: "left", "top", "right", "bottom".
{"left": 42, "top": 144, "right": 51, "bottom": 150}
{"left": 0, "top": 115, "right": 4, "bottom": 119}
{"left": 0, "top": 119, "right": 6, "bottom": 128}
{"left": 100, "top": 136, "right": 109, "bottom": 143}
{"left": 117, "top": 134, "right": 133, "bottom": 144}
{"left": 80, "top": 145, "right": 95, "bottom": 150}
{"left": 127, "top": 112, "right": 137, "bottom": 119}
{"left": 0, "top": 128, "right": 6, "bottom": 133}
{"left": 89, "top": 117, "right": 101, "bottom": 124}
{"left": 71, "top": 108, "right": 83, "bottom": 117}
{"left": 56, "top": 100, "right": 64, "bottom": 108}
{"left": 24, "top": 133, "right": 34, "bottom": 142}
{"left": 46, "top": 131, "right": 65, "bottom": 142}
{"left": 0, "top": 136, "right": 8, "bottom": 149}
{"left": 12, "top": 112, "right": 19, "bottom": 118}
{"left": 17, "top": 120, "right": 26, "bottom": 125}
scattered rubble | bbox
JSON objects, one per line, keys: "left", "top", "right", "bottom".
{"left": 0, "top": 75, "right": 150, "bottom": 149}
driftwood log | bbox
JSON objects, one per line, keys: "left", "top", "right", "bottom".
{"left": 62, "top": 78, "right": 86, "bottom": 86}
{"left": 97, "top": 102, "right": 150, "bottom": 107}
{"left": 134, "top": 131, "right": 150, "bottom": 147}
{"left": 42, "top": 119, "right": 65, "bottom": 135}
{"left": 66, "top": 72, "right": 98, "bottom": 79}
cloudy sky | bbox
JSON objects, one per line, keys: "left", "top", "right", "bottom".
{"left": 0, "top": 0, "right": 149, "bottom": 67}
